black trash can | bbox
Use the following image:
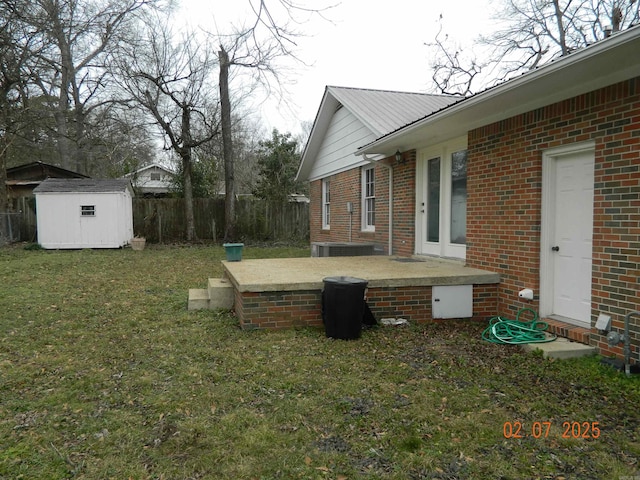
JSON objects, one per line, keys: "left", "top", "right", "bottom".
{"left": 322, "top": 276, "right": 368, "bottom": 339}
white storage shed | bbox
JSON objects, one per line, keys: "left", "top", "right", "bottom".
{"left": 33, "top": 178, "right": 134, "bottom": 249}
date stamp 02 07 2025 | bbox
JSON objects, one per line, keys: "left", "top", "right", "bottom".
{"left": 502, "top": 421, "right": 601, "bottom": 439}
{"left": 505, "top": 422, "right": 640, "bottom": 479}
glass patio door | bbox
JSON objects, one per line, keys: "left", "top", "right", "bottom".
{"left": 417, "top": 139, "right": 467, "bottom": 260}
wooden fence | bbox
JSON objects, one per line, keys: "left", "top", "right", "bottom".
{"left": 133, "top": 197, "right": 309, "bottom": 243}
{"left": 12, "top": 196, "right": 309, "bottom": 244}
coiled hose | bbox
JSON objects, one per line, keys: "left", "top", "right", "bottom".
{"left": 482, "top": 308, "right": 557, "bottom": 344}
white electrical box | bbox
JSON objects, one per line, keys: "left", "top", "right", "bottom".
{"left": 595, "top": 313, "right": 611, "bottom": 331}
{"left": 433, "top": 285, "right": 473, "bottom": 319}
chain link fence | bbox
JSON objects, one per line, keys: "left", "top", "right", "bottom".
{"left": 0, "top": 212, "right": 22, "bottom": 246}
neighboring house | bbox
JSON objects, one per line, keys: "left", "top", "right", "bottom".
{"left": 297, "top": 25, "right": 640, "bottom": 360}
{"left": 6, "top": 161, "right": 88, "bottom": 201}
{"left": 33, "top": 179, "right": 134, "bottom": 249}
{"left": 289, "top": 194, "right": 310, "bottom": 203}
{"left": 124, "top": 163, "right": 175, "bottom": 197}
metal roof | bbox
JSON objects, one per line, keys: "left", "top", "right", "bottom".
{"left": 33, "top": 178, "right": 133, "bottom": 194}
{"left": 358, "top": 24, "right": 640, "bottom": 156}
{"left": 296, "top": 86, "right": 460, "bottom": 181}
{"left": 327, "top": 86, "right": 460, "bottom": 136}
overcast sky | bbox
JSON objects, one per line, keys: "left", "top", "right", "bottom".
{"left": 177, "top": 0, "right": 494, "bottom": 136}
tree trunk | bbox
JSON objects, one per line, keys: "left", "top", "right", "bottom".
{"left": 219, "top": 46, "right": 236, "bottom": 242}
{"left": 73, "top": 103, "right": 87, "bottom": 174}
{"left": 181, "top": 104, "right": 196, "bottom": 241}
{"left": 50, "top": 6, "right": 75, "bottom": 170}
{"left": 55, "top": 96, "right": 72, "bottom": 170}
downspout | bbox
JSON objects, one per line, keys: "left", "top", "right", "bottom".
{"left": 362, "top": 154, "right": 393, "bottom": 256}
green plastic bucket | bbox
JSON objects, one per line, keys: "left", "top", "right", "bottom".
{"left": 223, "top": 243, "right": 244, "bottom": 262}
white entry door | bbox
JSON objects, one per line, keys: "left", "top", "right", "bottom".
{"left": 542, "top": 147, "right": 594, "bottom": 326}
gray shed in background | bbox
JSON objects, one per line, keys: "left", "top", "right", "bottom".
{"left": 33, "top": 179, "right": 134, "bottom": 249}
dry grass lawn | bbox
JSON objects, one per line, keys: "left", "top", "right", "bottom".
{"left": 1, "top": 244, "right": 639, "bottom": 479}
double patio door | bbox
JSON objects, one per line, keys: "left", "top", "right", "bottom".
{"left": 416, "top": 138, "right": 467, "bottom": 260}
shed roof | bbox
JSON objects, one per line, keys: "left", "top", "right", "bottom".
{"left": 33, "top": 178, "right": 133, "bottom": 194}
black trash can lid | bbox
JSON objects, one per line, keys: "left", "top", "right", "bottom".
{"left": 323, "top": 276, "right": 368, "bottom": 285}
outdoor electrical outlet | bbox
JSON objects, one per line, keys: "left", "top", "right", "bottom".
{"left": 518, "top": 288, "right": 534, "bottom": 300}
{"left": 595, "top": 313, "right": 611, "bottom": 331}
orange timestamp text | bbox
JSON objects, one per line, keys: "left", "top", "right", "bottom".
{"left": 503, "top": 421, "right": 601, "bottom": 439}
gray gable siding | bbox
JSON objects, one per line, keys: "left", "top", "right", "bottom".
{"left": 329, "top": 87, "right": 459, "bottom": 135}
{"left": 307, "top": 106, "right": 378, "bottom": 181}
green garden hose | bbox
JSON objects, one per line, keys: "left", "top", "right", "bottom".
{"left": 482, "top": 308, "right": 557, "bottom": 344}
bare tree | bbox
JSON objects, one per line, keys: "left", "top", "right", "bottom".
{"left": 214, "top": 0, "right": 333, "bottom": 241}
{"left": 193, "top": 111, "right": 262, "bottom": 196}
{"left": 0, "top": 0, "right": 40, "bottom": 214}
{"left": 116, "top": 15, "right": 219, "bottom": 241}
{"left": 7, "top": 0, "right": 158, "bottom": 173}
{"left": 427, "top": 0, "right": 640, "bottom": 95}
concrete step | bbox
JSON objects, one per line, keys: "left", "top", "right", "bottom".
{"left": 521, "top": 336, "right": 596, "bottom": 360}
{"left": 188, "top": 278, "right": 234, "bottom": 311}
{"left": 208, "top": 278, "right": 234, "bottom": 309}
{"left": 188, "top": 288, "right": 210, "bottom": 310}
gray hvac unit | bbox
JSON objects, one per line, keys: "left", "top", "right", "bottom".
{"left": 311, "top": 242, "right": 375, "bottom": 257}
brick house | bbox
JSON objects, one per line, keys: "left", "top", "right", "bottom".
{"left": 297, "top": 25, "right": 640, "bottom": 360}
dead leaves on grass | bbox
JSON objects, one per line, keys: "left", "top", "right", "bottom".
{"left": 303, "top": 454, "right": 348, "bottom": 479}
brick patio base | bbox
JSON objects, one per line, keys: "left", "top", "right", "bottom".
{"left": 235, "top": 283, "right": 499, "bottom": 330}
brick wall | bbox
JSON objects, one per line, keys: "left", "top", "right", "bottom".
{"left": 391, "top": 151, "right": 417, "bottom": 256}
{"left": 236, "top": 289, "right": 323, "bottom": 330}
{"left": 367, "top": 283, "right": 497, "bottom": 323}
{"left": 467, "top": 77, "right": 640, "bottom": 359}
{"left": 236, "top": 283, "right": 498, "bottom": 329}
{"left": 309, "top": 151, "right": 417, "bottom": 256}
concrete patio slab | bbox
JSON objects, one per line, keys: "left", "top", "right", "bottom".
{"left": 222, "top": 255, "right": 500, "bottom": 292}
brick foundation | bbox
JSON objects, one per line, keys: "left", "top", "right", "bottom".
{"left": 235, "top": 283, "right": 498, "bottom": 329}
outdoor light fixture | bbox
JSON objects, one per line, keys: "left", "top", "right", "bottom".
{"left": 395, "top": 150, "right": 403, "bottom": 163}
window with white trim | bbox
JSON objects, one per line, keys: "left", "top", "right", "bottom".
{"left": 362, "top": 166, "right": 375, "bottom": 231}
{"left": 322, "top": 178, "right": 330, "bottom": 229}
